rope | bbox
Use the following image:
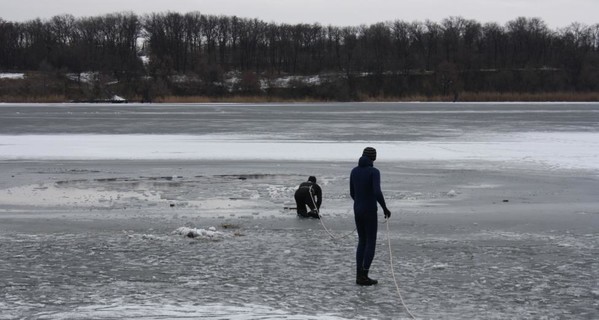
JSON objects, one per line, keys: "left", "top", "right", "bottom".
{"left": 307, "top": 186, "right": 356, "bottom": 240}
{"left": 300, "top": 181, "right": 415, "bottom": 317}
{"left": 319, "top": 211, "right": 356, "bottom": 240}
{"left": 305, "top": 180, "right": 415, "bottom": 317}
{"left": 385, "top": 219, "right": 417, "bottom": 319}
{"left": 308, "top": 188, "right": 415, "bottom": 318}
{"left": 318, "top": 209, "right": 417, "bottom": 318}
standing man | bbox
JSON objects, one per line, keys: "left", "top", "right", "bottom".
{"left": 350, "top": 147, "right": 391, "bottom": 286}
{"left": 294, "top": 176, "right": 322, "bottom": 219}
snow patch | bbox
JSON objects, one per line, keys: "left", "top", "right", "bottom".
{"left": 446, "top": 189, "right": 458, "bottom": 197}
{"left": 1, "top": 132, "right": 599, "bottom": 171}
{"left": 174, "top": 226, "right": 224, "bottom": 240}
{"left": 0, "top": 73, "right": 25, "bottom": 79}
{"left": 66, "top": 72, "right": 99, "bottom": 83}
{"left": 140, "top": 55, "right": 150, "bottom": 65}
{"left": 267, "top": 75, "right": 323, "bottom": 88}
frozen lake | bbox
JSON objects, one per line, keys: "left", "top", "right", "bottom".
{"left": 0, "top": 103, "right": 598, "bottom": 319}
{"left": 2, "top": 102, "right": 599, "bottom": 170}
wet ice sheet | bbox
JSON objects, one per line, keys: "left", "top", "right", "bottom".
{"left": 0, "top": 160, "right": 597, "bottom": 319}
{"left": 0, "top": 182, "right": 162, "bottom": 208}
{"left": 2, "top": 103, "right": 599, "bottom": 140}
{"left": 0, "top": 173, "right": 302, "bottom": 218}
{"left": 1, "top": 131, "right": 599, "bottom": 171}
{"left": 0, "top": 220, "right": 597, "bottom": 320}
{"left": 33, "top": 303, "right": 351, "bottom": 320}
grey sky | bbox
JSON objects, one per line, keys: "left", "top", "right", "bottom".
{"left": 1, "top": 0, "right": 597, "bottom": 28}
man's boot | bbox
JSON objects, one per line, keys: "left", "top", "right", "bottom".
{"left": 356, "top": 268, "right": 378, "bottom": 286}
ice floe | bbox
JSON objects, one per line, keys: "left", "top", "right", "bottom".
{"left": 173, "top": 226, "right": 225, "bottom": 240}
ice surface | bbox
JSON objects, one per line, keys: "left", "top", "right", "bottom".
{"left": 32, "top": 302, "right": 352, "bottom": 319}
{"left": 0, "top": 103, "right": 598, "bottom": 320}
{"left": 1, "top": 132, "right": 599, "bottom": 171}
{"left": 0, "top": 182, "right": 161, "bottom": 208}
{"left": 1, "top": 217, "right": 596, "bottom": 320}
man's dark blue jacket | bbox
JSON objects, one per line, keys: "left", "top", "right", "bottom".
{"left": 350, "top": 156, "right": 389, "bottom": 215}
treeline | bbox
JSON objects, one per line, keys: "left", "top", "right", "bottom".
{"left": 1, "top": 12, "right": 599, "bottom": 101}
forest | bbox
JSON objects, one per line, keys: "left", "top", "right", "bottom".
{"left": 1, "top": 12, "right": 598, "bottom": 101}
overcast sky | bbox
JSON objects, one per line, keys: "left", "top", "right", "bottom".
{"left": 1, "top": 0, "right": 597, "bottom": 28}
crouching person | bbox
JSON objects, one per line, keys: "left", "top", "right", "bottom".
{"left": 294, "top": 176, "right": 322, "bottom": 219}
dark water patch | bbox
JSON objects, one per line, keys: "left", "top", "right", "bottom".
{"left": 30, "top": 168, "right": 102, "bottom": 174}
{"left": 55, "top": 176, "right": 184, "bottom": 187}
{"left": 215, "top": 173, "right": 300, "bottom": 180}
{"left": 143, "top": 176, "right": 181, "bottom": 181}
{"left": 66, "top": 169, "right": 102, "bottom": 174}
{"left": 55, "top": 179, "right": 88, "bottom": 185}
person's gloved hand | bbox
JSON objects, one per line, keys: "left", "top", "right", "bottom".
{"left": 383, "top": 208, "right": 391, "bottom": 219}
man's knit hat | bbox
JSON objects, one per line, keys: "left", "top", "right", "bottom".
{"left": 308, "top": 176, "right": 317, "bottom": 183}
{"left": 362, "top": 147, "right": 377, "bottom": 161}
